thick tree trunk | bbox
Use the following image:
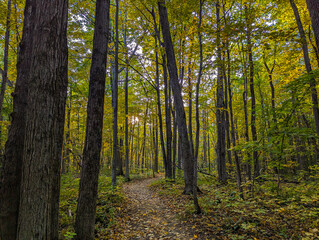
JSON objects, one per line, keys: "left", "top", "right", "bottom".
{"left": 16, "top": 0, "right": 68, "bottom": 238}
{"left": 74, "top": 0, "right": 110, "bottom": 239}
{"left": 158, "top": 0, "right": 195, "bottom": 194}
{"left": 0, "top": 1, "right": 33, "bottom": 238}
{"left": 216, "top": 1, "right": 227, "bottom": 183}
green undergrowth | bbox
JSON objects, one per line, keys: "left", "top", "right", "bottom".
{"left": 150, "top": 173, "right": 319, "bottom": 239}
{"left": 59, "top": 172, "right": 125, "bottom": 239}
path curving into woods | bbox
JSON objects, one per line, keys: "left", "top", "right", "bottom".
{"left": 107, "top": 176, "right": 196, "bottom": 240}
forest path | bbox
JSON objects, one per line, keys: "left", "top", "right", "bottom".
{"left": 107, "top": 175, "right": 195, "bottom": 240}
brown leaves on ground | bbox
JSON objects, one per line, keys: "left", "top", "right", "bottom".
{"left": 104, "top": 175, "right": 198, "bottom": 240}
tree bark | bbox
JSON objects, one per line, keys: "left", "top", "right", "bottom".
{"left": 0, "top": 1, "right": 33, "bottom": 238}
{"left": 158, "top": 0, "right": 195, "bottom": 194}
{"left": 0, "top": 0, "right": 11, "bottom": 149}
{"left": 163, "top": 55, "right": 173, "bottom": 178}
{"left": 112, "top": 0, "right": 119, "bottom": 187}
{"left": 245, "top": 4, "right": 259, "bottom": 179}
{"left": 216, "top": 0, "right": 227, "bottom": 183}
{"left": 151, "top": 8, "right": 167, "bottom": 174}
{"left": 17, "top": 0, "right": 68, "bottom": 238}
{"left": 124, "top": 10, "right": 130, "bottom": 181}
{"left": 74, "top": 0, "right": 110, "bottom": 239}
{"left": 290, "top": 0, "right": 319, "bottom": 138}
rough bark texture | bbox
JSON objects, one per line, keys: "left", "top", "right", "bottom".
{"left": 158, "top": 0, "right": 194, "bottom": 194}
{"left": 74, "top": 0, "right": 110, "bottom": 239}
{"left": 0, "top": 1, "right": 34, "bottom": 239}
{"left": 290, "top": 0, "right": 319, "bottom": 138}
{"left": 16, "top": 0, "right": 68, "bottom": 238}
{"left": 216, "top": 1, "right": 227, "bottom": 183}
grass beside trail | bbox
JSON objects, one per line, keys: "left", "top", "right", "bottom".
{"left": 58, "top": 169, "right": 155, "bottom": 239}
{"left": 150, "top": 173, "right": 319, "bottom": 240}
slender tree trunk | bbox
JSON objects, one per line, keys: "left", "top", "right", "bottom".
{"left": 245, "top": 4, "right": 259, "bottom": 179}
{"left": 188, "top": 63, "right": 194, "bottom": 156}
{"left": 0, "top": 0, "right": 11, "bottom": 150}
{"left": 158, "top": 0, "right": 195, "bottom": 194}
{"left": 227, "top": 46, "right": 243, "bottom": 198}
{"left": 153, "top": 117, "right": 159, "bottom": 173}
{"left": 0, "top": 1, "right": 33, "bottom": 238}
{"left": 124, "top": 10, "right": 130, "bottom": 181}
{"left": 291, "top": 0, "right": 319, "bottom": 138}
{"left": 141, "top": 103, "right": 149, "bottom": 173}
{"left": 192, "top": 0, "right": 204, "bottom": 214}
{"left": 172, "top": 109, "right": 177, "bottom": 179}
{"left": 152, "top": 8, "right": 167, "bottom": 173}
{"left": 75, "top": 0, "right": 110, "bottom": 239}
{"left": 17, "top": 0, "right": 68, "bottom": 238}
{"left": 163, "top": 56, "right": 173, "bottom": 178}
{"left": 112, "top": 0, "right": 119, "bottom": 187}
{"left": 216, "top": 0, "right": 227, "bottom": 183}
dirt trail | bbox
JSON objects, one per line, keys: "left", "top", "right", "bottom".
{"left": 107, "top": 176, "right": 195, "bottom": 240}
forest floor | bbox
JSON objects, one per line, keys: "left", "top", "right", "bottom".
{"left": 59, "top": 172, "right": 319, "bottom": 239}
{"left": 106, "top": 174, "right": 198, "bottom": 240}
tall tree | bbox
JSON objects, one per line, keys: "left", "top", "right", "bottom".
{"left": 290, "top": 0, "right": 319, "bottom": 138}
{"left": 112, "top": 0, "right": 120, "bottom": 187}
{"left": 74, "top": 0, "right": 110, "bottom": 238}
{"left": 216, "top": 0, "right": 227, "bottom": 183}
{"left": 158, "top": 0, "right": 195, "bottom": 194}
{"left": 124, "top": 9, "right": 130, "bottom": 181}
{"left": 245, "top": 3, "right": 259, "bottom": 179}
{"left": 0, "top": 1, "right": 34, "bottom": 238}
{"left": 16, "top": 0, "right": 68, "bottom": 238}
{"left": 0, "top": 0, "right": 11, "bottom": 148}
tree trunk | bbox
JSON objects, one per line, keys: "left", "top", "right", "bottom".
{"left": 0, "top": 1, "right": 33, "bottom": 238}
{"left": 16, "top": 0, "right": 68, "bottom": 238}
{"left": 124, "top": 10, "right": 130, "bottom": 181}
{"left": 245, "top": 4, "right": 259, "bottom": 179}
{"left": 307, "top": 0, "right": 319, "bottom": 51}
{"left": 112, "top": 0, "right": 119, "bottom": 187}
{"left": 193, "top": 0, "right": 204, "bottom": 214}
{"left": 152, "top": 8, "right": 167, "bottom": 174}
{"left": 163, "top": 56, "right": 173, "bottom": 178}
{"left": 290, "top": 0, "right": 319, "bottom": 138}
{"left": 216, "top": 0, "right": 227, "bottom": 183}
{"left": 141, "top": 103, "right": 149, "bottom": 173}
{"left": 0, "top": 0, "right": 11, "bottom": 150}
{"left": 74, "top": 0, "right": 110, "bottom": 239}
{"left": 227, "top": 46, "right": 244, "bottom": 198}
{"left": 158, "top": 0, "right": 195, "bottom": 194}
